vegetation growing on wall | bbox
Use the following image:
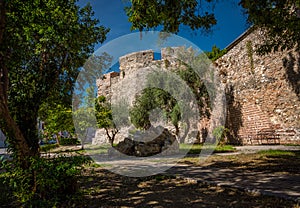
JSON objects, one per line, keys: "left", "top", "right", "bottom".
{"left": 205, "top": 45, "right": 227, "bottom": 61}
{"left": 129, "top": 65, "right": 211, "bottom": 142}
{"left": 246, "top": 40, "right": 255, "bottom": 73}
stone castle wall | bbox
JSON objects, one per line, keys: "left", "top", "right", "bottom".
{"left": 95, "top": 48, "right": 198, "bottom": 144}
{"left": 97, "top": 47, "right": 185, "bottom": 102}
{"left": 96, "top": 36, "right": 300, "bottom": 145}
{"left": 216, "top": 29, "right": 300, "bottom": 144}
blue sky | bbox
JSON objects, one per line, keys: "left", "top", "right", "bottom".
{"left": 78, "top": 0, "right": 249, "bottom": 52}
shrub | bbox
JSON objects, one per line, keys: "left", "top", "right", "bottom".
{"left": 1, "top": 156, "right": 89, "bottom": 207}
{"left": 59, "top": 137, "right": 80, "bottom": 145}
{"left": 40, "top": 143, "right": 59, "bottom": 152}
{"left": 212, "top": 126, "right": 229, "bottom": 145}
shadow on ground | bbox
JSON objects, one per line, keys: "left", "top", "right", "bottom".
{"left": 170, "top": 150, "right": 300, "bottom": 202}
{"left": 76, "top": 168, "right": 297, "bottom": 208}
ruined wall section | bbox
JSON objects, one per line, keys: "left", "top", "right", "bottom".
{"left": 119, "top": 50, "right": 155, "bottom": 78}
{"left": 97, "top": 48, "right": 185, "bottom": 100}
{"left": 216, "top": 29, "right": 300, "bottom": 144}
{"left": 96, "top": 71, "right": 120, "bottom": 100}
{"left": 95, "top": 47, "right": 207, "bottom": 144}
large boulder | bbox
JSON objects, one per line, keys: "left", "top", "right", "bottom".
{"left": 109, "top": 126, "right": 179, "bottom": 157}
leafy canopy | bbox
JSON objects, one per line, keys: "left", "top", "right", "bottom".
{"left": 0, "top": 0, "right": 109, "bottom": 158}
{"left": 126, "top": 0, "right": 300, "bottom": 54}
{"left": 240, "top": 0, "right": 300, "bottom": 54}
{"left": 125, "top": 0, "right": 217, "bottom": 33}
{"left": 129, "top": 66, "right": 210, "bottom": 135}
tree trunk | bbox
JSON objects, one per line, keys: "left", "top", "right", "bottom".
{"left": 0, "top": 0, "right": 34, "bottom": 166}
{"left": 104, "top": 127, "right": 118, "bottom": 146}
{"left": 180, "top": 121, "right": 190, "bottom": 143}
{"left": 16, "top": 109, "right": 40, "bottom": 157}
{"left": 0, "top": 101, "right": 32, "bottom": 164}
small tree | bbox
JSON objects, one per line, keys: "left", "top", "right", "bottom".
{"left": 205, "top": 45, "right": 227, "bottom": 61}
{"left": 212, "top": 125, "right": 229, "bottom": 146}
{"left": 130, "top": 87, "right": 180, "bottom": 134}
{"left": 38, "top": 102, "right": 75, "bottom": 143}
{"left": 95, "top": 96, "right": 118, "bottom": 146}
{"left": 0, "top": 0, "right": 109, "bottom": 166}
{"left": 73, "top": 106, "right": 96, "bottom": 149}
{"left": 129, "top": 57, "right": 211, "bottom": 142}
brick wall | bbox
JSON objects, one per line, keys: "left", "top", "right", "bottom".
{"left": 216, "top": 29, "right": 300, "bottom": 144}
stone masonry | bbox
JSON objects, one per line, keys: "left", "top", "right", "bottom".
{"left": 95, "top": 47, "right": 204, "bottom": 145}
{"left": 215, "top": 28, "right": 300, "bottom": 144}
{"left": 96, "top": 33, "right": 300, "bottom": 145}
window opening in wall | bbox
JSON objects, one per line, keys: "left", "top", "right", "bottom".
{"left": 154, "top": 52, "right": 161, "bottom": 60}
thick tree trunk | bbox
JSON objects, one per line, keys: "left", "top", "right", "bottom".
{"left": 0, "top": 99, "right": 32, "bottom": 165}
{"left": 0, "top": 0, "right": 34, "bottom": 166}
{"left": 17, "top": 110, "right": 40, "bottom": 157}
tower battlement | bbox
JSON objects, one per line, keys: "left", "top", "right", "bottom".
{"left": 97, "top": 47, "right": 184, "bottom": 98}
{"left": 119, "top": 50, "right": 154, "bottom": 73}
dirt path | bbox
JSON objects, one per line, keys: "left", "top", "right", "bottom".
{"left": 93, "top": 145, "right": 300, "bottom": 202}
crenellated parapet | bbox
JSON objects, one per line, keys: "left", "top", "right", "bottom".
{"left": 119, "top": 50, "right": 154, "bottom": 76}
{"left": 97, "top": 47, "right": 184, "bottom": 99}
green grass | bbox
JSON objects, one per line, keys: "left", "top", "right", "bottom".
{"left": 179, "top": 144, "right": 236, "bottom": 154}
{"left": 284, "top": 144, "right": 300, "bottom": 146}
{"left": 258, "top": 149, "right": 297, "bottom": 157}
{"left": 40, "top": 143, "right": 59, "bottom": 152}
{"left": 84, "top": 144, "right": 112, "bottom": 155}
{"left": 92, "top": 163, "right": 113, "bottom": 168}
{"left": 213, "top": 145, "right": 236, "bottom": 153}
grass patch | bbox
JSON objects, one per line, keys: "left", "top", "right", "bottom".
{"left": 180, "top": 143, "right": 205, "bottom": 154}
{"left": 40, "top": 143, "right": 59, "bottom": 152}
{"left": 180, "top": 144, "right": 236, "bottom": 154}
{"left": 89, "top": 163, "right": 113, "bottom": 168}
{"left": 213, "top": 145, "right": 236, "bottom": 153}
{"left": 258, "top": 149, "right": 297, "bottom": 157}
{"left": 284, "top": 144, "right": 300, "bottom": 146}
{"left": 84, "top": 144, "right": 112, "bottom": 155}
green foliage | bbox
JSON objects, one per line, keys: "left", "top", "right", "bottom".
{"left": 0, "top": 171, "right": 14, "bottom": 207}
{"left": 60, "top": 137, "right": 80, "bottom": 146}
{"left": 94, "top": 96, "right": 129, "bottom": 145}
{"left": 1, "top": 156, "right": 89, "bottom": 207}
{"left": 129, "top": 64, "right": 210, "bottom": 135}
{"left": 240, "top": 0, "right": 300, "bottom": 54}
{"left": 130, "top": 87, "right": 177, "bottom": 130}
{"left": 125, "top": 0, "right": 217, "bottom": 33}
{"left": 72, "top": 105, "right": 96, "bottom": 148}
{"left": 246, "top": 40, "right": 254, "bottom": 72}
{"left": 40, "top": 143, "right": 59, "bottom": 152}
{"left": 39, "top": 103, "right": 74, "bottom": 136}
{"left": 126, "top": 0, "right": 299, "bottom": 54}
{"left": 175, "top": 66, "right": 211, "bottom": 117}
{"left": 95, "top": 96, "right": 114, "bottom": 130}
{"left": 212, "top": 126, "right": 229, "bottom": 145}
{"left": 0, "top": 0, "right": 109, "bottom": 160}
{"left": 205, "top": 45, "right": 227, "bottom": 61}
